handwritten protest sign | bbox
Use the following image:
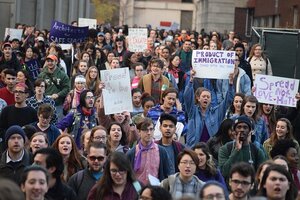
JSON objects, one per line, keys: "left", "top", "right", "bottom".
{"left": 4, "top": 28, "right": 23, "bottom": 41}
{"left": 78, "top": 18, "right": 97, "bottom": 29}
{"left": 254, "top": 74, "right": 299, "bottom": 107}
{"left": 128, "top": 28, "right": 148, "bottom": 52}
{"left": 49, "top": 20, "right": 88, "bottom": 44}
{"left": 100, "top": 68, "right": 133, "bottom": 114}
{"left": 192, "top": 50, "right": 235, "bottom": 79}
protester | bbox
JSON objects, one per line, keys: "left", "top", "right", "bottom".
{"left": 68, "top": 142, "right": 107, "bottom": 200}
{"left": 160, "top": 149, "right": 204, "bottom": 199}
{"left": 29, "top": 132, "right": 49, "bottom": 154}
{"left": 52, "top": 133, "right": 84, "bottom": 182}
{"left": 139, "top": 185, "right": 172, "bottom": 200}
{"left": 199, "top": 181, "right": 228, "bottom": 200}
{"left": 20, "top": 165, "right": 49, "bottom": 200}
{"left": 256, "top": 164, "right": 297, "bottom": 200}
{"left": 33, "top": 148, "right": 76, "bottom": 200}
{"left": 184, "top": 69, "right": 234, "bottom": 147}
{"left": 87, "top": 152, "right": 141, "bottom": 200}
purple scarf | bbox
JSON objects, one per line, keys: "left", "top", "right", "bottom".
{"left": 134, "top": 140, "right": 154, "bottom": 171}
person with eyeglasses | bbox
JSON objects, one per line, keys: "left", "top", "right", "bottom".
{"left": 68, "top": 142, "right": 107, "bottom": 200}
{"left": 88, "top": 151, "right": 141, "bottom": 200}
{"left": 57, "top": 90, "right": 98, "bottom": 148}
{"left": 0, "top": 82, "right": 38, "bottom": 152}
{"left": 228, "top": 162, "right": 255, "bottom": 200}
{"left": 161, "top": 149, "right": 204, "bottom": 199}
{"left": 26, "top": 78, "right": 58, "bottom": 124}
{"left": 127, "top": 117, "right": 173, "bottom": 185}
{"left": 32, "top": 104, "right": 60, "bottom": 146}
{"left": 216, "top": 53, "right": 251, "bottom": 104}
{"left": 199, "top": 180, "right": 228, "bottom": 200}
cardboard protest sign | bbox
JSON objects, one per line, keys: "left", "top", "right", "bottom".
{"left": 78, "top": 18, "right": 97, "bottom": 29}
{"left": 192, "top": 50, "right": 235, "bottom": 79}
{"left": 128, "top": 28, "right": 148, "bottom": 52}
{"left": 253, "top": 74, "right": 299, "bottom": 107}
{"left": 49, "top": 20, "right": 88, "bottom": 44}
{"left": 100, "top": 68, "right": 133, "bottom": 114}
{"left": 4, "top": 28, "right": 23, "bottom": 41}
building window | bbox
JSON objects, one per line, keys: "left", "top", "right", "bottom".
{"left": 182, "top": 0, "right": 193, "bottom": 3}
{"left": 293, "top": 6, "right": 299, "bottom": 28}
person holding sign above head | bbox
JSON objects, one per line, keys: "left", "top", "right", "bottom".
{"left": 217, "top": 54, "right": 251, "bottom": 103}
{"left": 183, "top": 69, "right": 234, "bottom": 148}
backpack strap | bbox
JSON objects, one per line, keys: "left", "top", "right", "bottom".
{"left": 75, "top": 170, "right": 85, "bottom": 192}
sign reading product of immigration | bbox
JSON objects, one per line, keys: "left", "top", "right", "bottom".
{"left": 128, "top": 28, "right": 148, "bottom": 52}
{"left": 100, "top": 68, "right": 133, "bottom": 115}
{"left": 78, "top": 18, "right": 97, "bottom": 29}
{"left": 192, "top": 50, "right": 235, "bottom": 79}
{"left": 4, "top": 28, "right": 23, "bottom": 41}
{"left": 254, "top": 74, "right": 299, "bottom": 107}
{"left": 49, "top": 20, "right": 88, "bottom": 44}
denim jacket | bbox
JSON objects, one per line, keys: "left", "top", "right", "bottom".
{"left": 217, "top": 68, "right": 251, "bottom": 103}
{"left": 184, "top": 82, "right": 234, "bottom": 148}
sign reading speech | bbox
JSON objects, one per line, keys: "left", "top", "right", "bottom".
{"left": 128, "top": 28, "right": 148, "bottom": 52}
{"left": 192, "top": 50, "right": 235, "bottom": 79}
{"left": 49, "top": 20, "right": 88, "bottom": 44}
{"left": 254, "top": 74, "right": 299, "bottom": 107}
{"left": 100, "top": 68, "right": 133, "bottom": 114}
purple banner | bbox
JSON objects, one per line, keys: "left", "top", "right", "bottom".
{"left": 49, "top": 20, "right": 88, "bottom": 44}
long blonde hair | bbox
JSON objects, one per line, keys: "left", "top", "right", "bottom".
{"left": 85, "top": 66, "right": 101, "bottom": 96}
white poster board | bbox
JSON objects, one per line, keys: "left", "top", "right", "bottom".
{"left": 253, "top": 74, "right": 299, "bottom": 107}
{"left": 4, "top": 28, "right": 23, "bottom": 41}
{"left": 100, "top": 68, "right": 133, "bottom": 114}
{"left": 128, "top": 28, "right": 148, "bottom": 52}
{"left": 192, "top": 50, "right": 235, "bottom": 79}
{"left": 59, "top": 44, "right": 72, "bottom": 50}
{"left": 78, "top": 18, "right": 97, "bottom": 29}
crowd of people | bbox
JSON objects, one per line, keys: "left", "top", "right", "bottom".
{"left": 0, "top": 21, "right": 300, "bottom": 200}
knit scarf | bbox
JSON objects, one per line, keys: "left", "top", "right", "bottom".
{"left": 72, "top": 88, "right": 82, "bottom": 109}
{"left": 134, "top": 140, "right": 154, "bottom": 171}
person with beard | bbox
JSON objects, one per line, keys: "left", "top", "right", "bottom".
{"left": 38, "top": 54, "right": 70, "bottom": 121}
{"left": 218, "top": 115, "right": 266, "bottom": 181}
{"left": 0, "top": 42, "right": 21, "bottom": 72}
{"left": 155, "top": 113, "right": 185, "bottom": 172}
{"left": 0, "top": 125, "right": 32, "bottom": 184}
{"left": 228, "top": 162, "right": 255, "bottom": 200}
{"left": 68, "top": 142, "right": 107, "bottom": 200}
{"left": 0, "top": 83, "right": 37, "bottom": 152}
{"left": 0, "top": 69, "right": 17, "bottom": 105}
{"left": 57, "top": 90, "right": 97, "bottom": 148}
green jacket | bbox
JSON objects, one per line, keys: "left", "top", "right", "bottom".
{"left": 218, "top": 141, "right": 266, "bottom": 180}
{"left": 38, "top": 66, "right": 70, "bottom": 105}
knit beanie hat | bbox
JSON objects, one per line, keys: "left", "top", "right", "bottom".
{"left": 233, "top": 115, "right": 253, "bottom": 130}
{"left": 5, "top": 125, "right": 26, "bottom": 145}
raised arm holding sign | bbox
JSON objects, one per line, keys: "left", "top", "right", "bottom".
{"left": 192, "top": 50, "right": 235, "bottom": 79}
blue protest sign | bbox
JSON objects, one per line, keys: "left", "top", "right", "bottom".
{"left": 49, "top": 20, "right": 88, "bottom": 44}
